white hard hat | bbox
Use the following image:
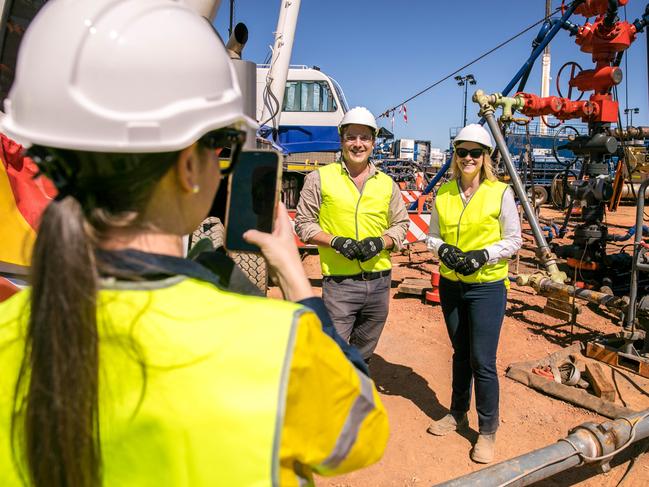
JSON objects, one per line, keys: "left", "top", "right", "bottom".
{"left": 338, "top": 106, "right": 378, "bottom": 134}
{"left": 453, "top": 124, "right": 494, "bottom": 151}
{"left": 1, "top": 0, "right": 255, "bottom": 153}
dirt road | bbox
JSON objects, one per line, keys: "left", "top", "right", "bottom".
{"left": 274, "top": 203, "right": 649, "bottom": 486}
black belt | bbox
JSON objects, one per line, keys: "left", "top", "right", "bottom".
{"left": 325, "top": 269, "right": 391, "bottom": 282}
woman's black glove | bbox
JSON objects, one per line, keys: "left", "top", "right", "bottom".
{"left": 438, "top": 243, "right": 463, "bottom": 269}
{"left": 455, "top": 249, "right": 489, "bottom": 275}
{"left": 357, "top": 237, "right": 385, "bottom": 262}
{"left": 331, "top": 236, "right": 362, "bottom": 260}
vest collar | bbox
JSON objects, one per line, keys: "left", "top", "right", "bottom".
{"left": 96, "top": 248, "right": 224, "bottom": 289}
{"left": 339, "top": 159, "right": 378, "bottom": 179}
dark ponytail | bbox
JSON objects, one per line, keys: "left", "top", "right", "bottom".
{"left": 14, "top": 196, "right": 101, "bottom": 486}
{"left": 12, "top": 148, "right": 181, "bottom": 487}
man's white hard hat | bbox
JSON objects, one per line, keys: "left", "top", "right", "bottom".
{"left": 453, "top": 124, "right": 494, "bottom": 151}
{"left": 338, "top": 106, "right": 378, "bottom": 134}
{"left": 1, "top": 0, "right": 255, "bottom": 153}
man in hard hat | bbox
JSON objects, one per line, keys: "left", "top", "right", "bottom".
{"left": 295, "top": 106, "right": 409, "bottom": 366}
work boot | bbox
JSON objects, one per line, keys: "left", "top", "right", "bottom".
{"left": 471, "top": 433, "right": 496, "bottom": 463}
{"left": 426, "top": 413, "right": 468, "bottom": 436}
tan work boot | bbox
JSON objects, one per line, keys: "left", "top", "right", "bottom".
{"left": 471, "top": 433, "right": 496, "bottom": 463}
{"left": 426, "top": 413, "right": 468, "bottom": 436}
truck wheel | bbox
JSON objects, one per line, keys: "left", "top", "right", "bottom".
{"left": 229, "top": 252, "right": 268, "bottom": 294}
{"left": 190, "top": 217, "right": 268, "bottom": 294}
{"left": 526, "top": 186, "right": 548, "bottom": 206}
{"left": 191, "top": 216, "right": 224, "bottom": 249}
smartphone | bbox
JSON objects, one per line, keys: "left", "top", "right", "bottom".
{"left": 224, "top": 150, "right": 282, "bottom": 252}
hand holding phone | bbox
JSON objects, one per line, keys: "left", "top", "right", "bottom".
{"left": 224, "top": 150, "right": 282, "bottom": 252}
{"left": 243, "top": 202, "right": 313, "bottom": 301}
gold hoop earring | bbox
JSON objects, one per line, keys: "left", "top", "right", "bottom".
{"left": 192, "top": 184, "right": 200, "bottom": 194}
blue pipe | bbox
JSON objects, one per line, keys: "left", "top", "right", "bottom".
{"left": 610, "top": 225, "right": 649, "bottom": 242}
{"left": 541, "top": 223, "right": 563, "bottom": 241}
{"left": 478, "top": 1, "right": 582, "bottom": 127}
{"left": 500, "top": 2, "right": 581, "bottom": 98}
{"left": 409, "top": 156, "right": 452, "bottom": 210}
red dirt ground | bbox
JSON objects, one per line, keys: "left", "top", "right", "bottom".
{"left": 271, "top": 203, "right": 649, "bottom": 486}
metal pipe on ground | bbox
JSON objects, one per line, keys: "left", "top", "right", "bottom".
{"left": 619, "top": 182, "right": 649, "bottom": 200}
{"left": 435, "top": 409, "right": 649, "bottom": 487}
{"left": 515, "top": 273, "right": 628, "bottom": 311}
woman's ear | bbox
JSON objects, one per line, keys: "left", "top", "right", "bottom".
{"left": 176, "top": 145, "right": 200, "bottom": 193}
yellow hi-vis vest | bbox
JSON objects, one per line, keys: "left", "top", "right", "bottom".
{"left": 436, "top": 179, "right": 509, "bottom": 283}
{"left": 318, "top": 162, "right": 393, "bottom": 276}
{"left": 0, "top": 277, "right": 389, "bottom": 486}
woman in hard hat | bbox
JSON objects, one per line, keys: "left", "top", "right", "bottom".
{"left": 425, "top": 124, "right": 522, "bottom": 463}
{"left": 0, "top": 1, "right": 387, "bottom": 486}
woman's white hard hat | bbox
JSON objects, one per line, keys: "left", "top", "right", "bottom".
{"left": 338, "top": 106, "right": 378, "bottom": 134}
{"left": 453, "top": 124, "right": 494, "bottom": 151}
{"left": 1, "top": 0, "right": 256, "bottom": 153}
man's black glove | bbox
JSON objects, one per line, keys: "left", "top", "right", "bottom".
{"left": 331, "top": 236, "right": 362, "bottom": 260}
{"left": 438, "top": 243, "right": 464, "bottom": 269}
{"left": 357, "top": 237, "right": 385, "bottom": 262}
{"left": 455, "top": 249, "right": 489, "bottom": 276}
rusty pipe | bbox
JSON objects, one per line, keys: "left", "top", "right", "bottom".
{"left": 516, "top": 273, "right": 628, "bottom": 311}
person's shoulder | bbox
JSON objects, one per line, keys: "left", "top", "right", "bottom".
{"left": 0, "top": 289, "right": 29, "bottom": 341}
{"left": 485, "top": 179, "right": 508, "bottom": 191}
{"left": 179, "top": 277, "right": 305, "bottom": 315}
{"left": 317, "top": 161, "right": 342, "bottom": 175}
{"left": 438, "top": 179, "right": 457, "bottom": 194}
{"left": 374, "top": 168, "right": 394, "bottom": 184}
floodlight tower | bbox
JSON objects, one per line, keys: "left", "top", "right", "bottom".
{"left": 455, "top": 74, "right": 477, "bottom": 127}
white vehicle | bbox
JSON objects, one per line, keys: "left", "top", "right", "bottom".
{"left": 256, "top": 64, "right": 348, "bottom": 154}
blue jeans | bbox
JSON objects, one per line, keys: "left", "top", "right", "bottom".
{"left": 439, "top": 277, "right": 507, "bottom": 434}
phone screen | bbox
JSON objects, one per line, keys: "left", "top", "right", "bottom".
{"left": 224, "top": 150, "right": 281, "bottom": 252}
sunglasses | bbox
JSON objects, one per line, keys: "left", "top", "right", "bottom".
{"left": 198, "top": 128, "right": 247, "bottom": 177}
{"left": 455, "top": 147, "right": 485, "bottom": 159}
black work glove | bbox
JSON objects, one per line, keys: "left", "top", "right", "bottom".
{"left": 357, "top": 236, "right": 385, "bottom": 262}
{"left": 455, "top": 249, "right": 489, "bottom": 276}
{"left": 438, "top": 243, "right": 464, "bottom": 269}
{"left": 331, "top": 236, "right": 362, "bottom": 260}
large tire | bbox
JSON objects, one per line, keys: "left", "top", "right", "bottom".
{"left": 526, "top": 185, "right": 548, "bottom": 206}
{"left": 190, "top": 217, "right": 268, "bottom": 294}
{"left": 191, "top": 216, "right": 224, "bottom": 249}
{"left": 229, "top": 252, "right": 268, "bottom": 293}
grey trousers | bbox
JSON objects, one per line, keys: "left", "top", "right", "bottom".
{"left": 322, "top": 273, "right": 391, "bottom": 360}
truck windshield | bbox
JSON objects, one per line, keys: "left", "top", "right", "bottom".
{"left": 283, "top": 80, "right": 337, "bottom": 112}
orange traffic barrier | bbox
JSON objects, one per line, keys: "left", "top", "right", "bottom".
{"left": 425, "top": 270, "right": 441, "bottom": 304}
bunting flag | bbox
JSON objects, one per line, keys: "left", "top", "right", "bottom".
{"left": 0, "top": 133, "right": 56, "bottom": 269}
{"left": 403, "top": 104, "right": 408, "bottom": 123}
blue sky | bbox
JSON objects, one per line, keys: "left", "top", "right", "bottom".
{"left": 214, "top": 0, "right": 648, "bottom": 149}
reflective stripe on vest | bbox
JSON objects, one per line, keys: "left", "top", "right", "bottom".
{"left": 436, "top": 179, "right": 509, "bottom": 283}
{"left": 318, "top": 162, "right": 392, "bottom": 276}
{"left": 0, "top": 278, "right": 302, "bottom": 486}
